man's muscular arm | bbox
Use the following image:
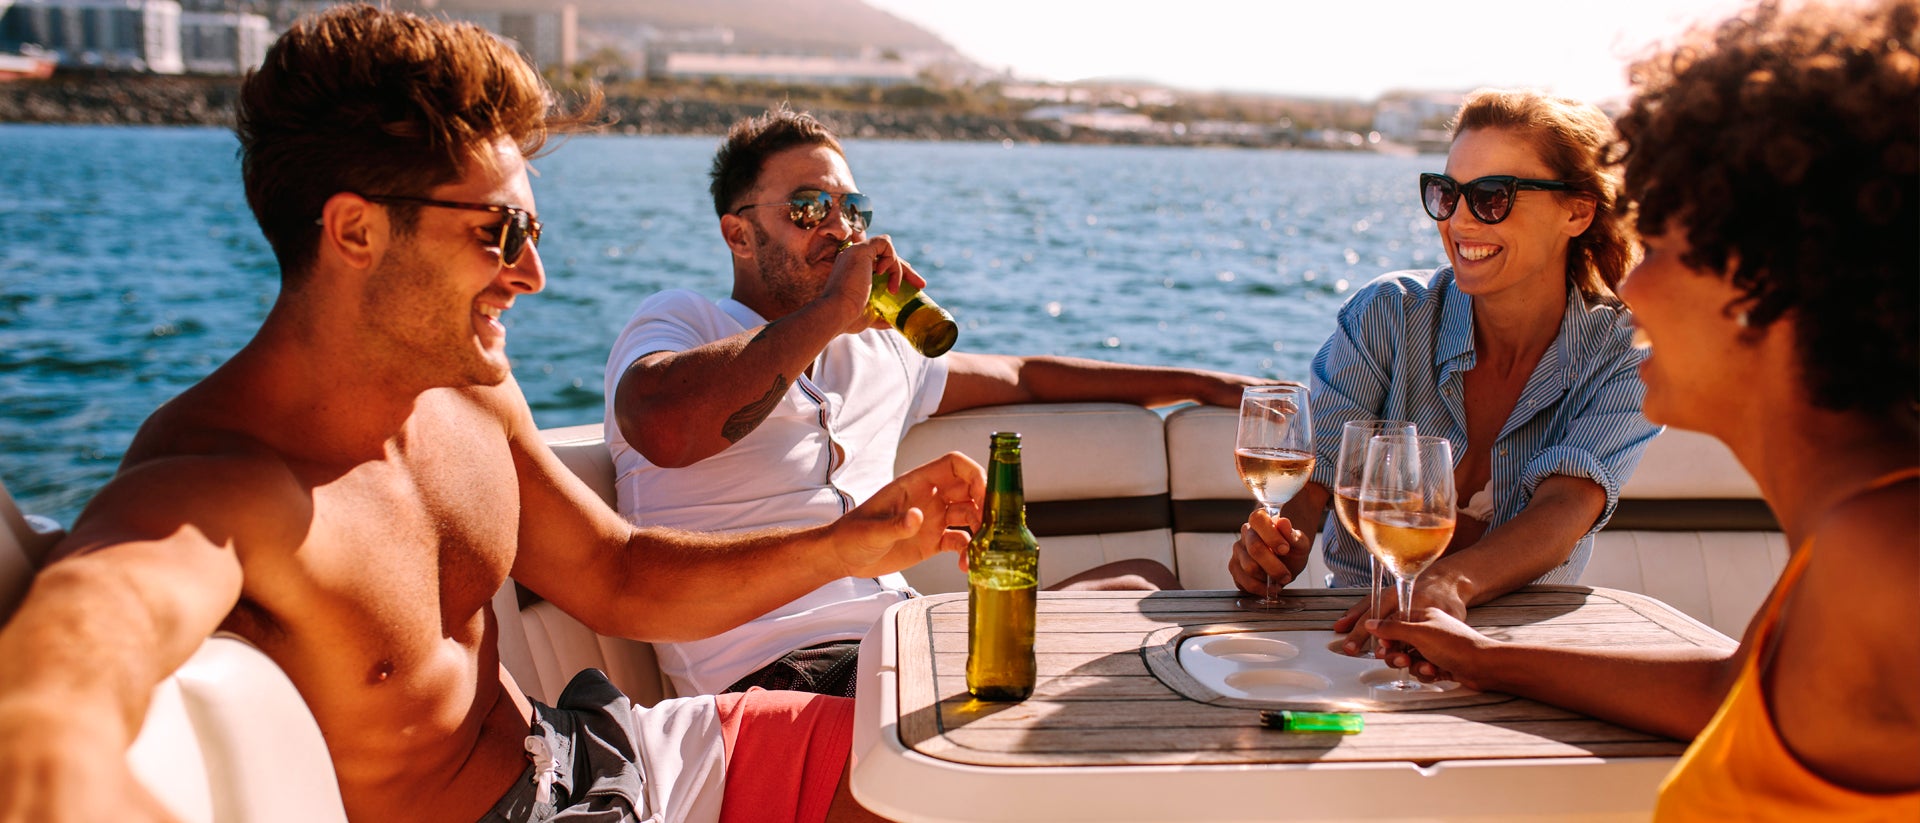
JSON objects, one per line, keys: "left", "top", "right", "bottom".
{"left": 507, "top": 376, "right": 983, "bottom": 643}
{"left": 612, "top": 241, "right": 912, "bottom": 468}
{"left": 0, "top": 457, "right": 301, "bottom": 823}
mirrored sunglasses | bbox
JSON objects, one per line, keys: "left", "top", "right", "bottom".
{"left": 364, "top": 194, "right": 542, "bottom": 268}
{"left": 1419, "top": 173, "right": 1574, "bottom": 225}
{"left": 734, "top": 189, "right": 873, "bottom": 233}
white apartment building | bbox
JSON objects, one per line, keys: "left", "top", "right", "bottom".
{"left": 1, "top": 0, "right": 184, "bottom": 73}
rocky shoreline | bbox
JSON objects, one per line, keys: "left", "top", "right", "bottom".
{"left": 0, "top": 74, "right": 1301, "bottom": 148}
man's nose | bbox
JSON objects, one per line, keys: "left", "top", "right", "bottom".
{"left": 821, "top": 203, "right": 863, "bottom": 242}
{"left": 503, "top": 244, "right": 545, "bottom": 294}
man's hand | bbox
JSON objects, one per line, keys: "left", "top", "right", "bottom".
{"left": 831, "top": 451, "right": 984, "bottom": 578}
{"left": 0, "top": 704, "right": 181, "bottom": 823}
{"left": 1226, "top": 508, "right": 1311, "bottom": 597}
{"left": 824, "top": 235, "right": 925, "bottom": 335}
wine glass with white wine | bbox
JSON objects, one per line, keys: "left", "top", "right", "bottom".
{"left": 1334, "top": 419, "right": 1416, "bottom": 654}
{"left": 1358, "top": 434, "right": 1456, "bottom": 692}
{"left": 1234, "top": 384, "right": 1315, "bottom": 612}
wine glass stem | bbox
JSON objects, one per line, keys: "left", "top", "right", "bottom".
{"left": 1396, "top": 574, "right": 1417, "bottom": 683}
{"left": 1368, "top": 555, "right": 1382, "bottom": 655}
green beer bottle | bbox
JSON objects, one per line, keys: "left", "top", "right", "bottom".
{"left": 966, "top": 432, "right": 1039, "bottom": 701}
{"left": 866, "top": 272, "right": 959, "bottom": 358}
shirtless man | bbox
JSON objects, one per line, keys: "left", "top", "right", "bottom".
{"left": 0, "top": 7, "right": 981, "bottom": 823}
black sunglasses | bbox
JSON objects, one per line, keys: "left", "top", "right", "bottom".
{"left": 364, "top": 194, "right": 542, "bottom": 268}
{"left": 733, "top": 189, "right": 873, "bottom": 233}
{"left": 1419, "top": 173, "right": 1575, "bottom": 225}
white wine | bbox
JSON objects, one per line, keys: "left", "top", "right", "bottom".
{"left": 1236, "top": 447, "right": 1314, "bottom": 508}
{"left": 1359, "top": 510, "right": 1455, "bottom": 578}
{"left": 1333, "top": 487, "right": 1363, "bottom": 539}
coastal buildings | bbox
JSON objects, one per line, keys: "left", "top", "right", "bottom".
{"left": 652, "top": 50, "right": 917, "bottom": 88}
{"left": 0, "top": 0, "right": 186, "bottom": 74}
{"left": 0, "top": 0, "right": 575, "bottom": 75}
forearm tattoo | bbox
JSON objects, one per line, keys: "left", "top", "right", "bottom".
{"left": 723, "top": 374, "right": 789, "bottom": 443}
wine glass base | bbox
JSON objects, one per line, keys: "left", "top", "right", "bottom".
{"left": 1371, "top": 679, "right": 1447, "bottom": 694}
{"left": 1235, "top": 596, "right": 1306, "bottom": 613}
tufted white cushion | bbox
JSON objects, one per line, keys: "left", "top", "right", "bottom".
{"left": 128, "top": 635, "right": 347, "bottom": 823}
{"left": 895, "top": 403, "right": 1175, "bottom": 593}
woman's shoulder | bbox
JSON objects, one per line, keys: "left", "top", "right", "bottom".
{"left": 1815, "top": 470, "right": 1919, "bottom": 564}
{"left": 1341, "top": 267, "right": 1451, "bottom": 318}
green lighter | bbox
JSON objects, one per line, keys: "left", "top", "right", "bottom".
{"left": 1259, "top": 710, "right": 1364, "bottom": 734}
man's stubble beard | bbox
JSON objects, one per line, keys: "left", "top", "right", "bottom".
{"left": 748, "top": 218, "right": 823, "bottom": 319}
{"left": 363, "top": 241, "right": 511, "bottom": 391}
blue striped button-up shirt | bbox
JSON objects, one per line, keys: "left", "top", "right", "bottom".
{"left": 1309, "top": 267, "right": 1661, "bottom": 587}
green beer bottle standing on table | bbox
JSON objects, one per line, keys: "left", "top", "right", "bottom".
{"left": 966, "top": 432, "right": 1039, "bottom": 701}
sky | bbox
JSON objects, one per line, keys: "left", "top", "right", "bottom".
{"left": 862, "top": 0, "right": 1758, "bottom": 104}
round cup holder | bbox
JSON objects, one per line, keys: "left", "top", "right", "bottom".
{"left": 1223, "top": 669, "right": 1332, "bottom": 698}
{"left": 1197, "top": 636, "right": 1300, "bottom": 665}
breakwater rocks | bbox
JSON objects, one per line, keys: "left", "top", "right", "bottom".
{"left": 0, "top": 75, "right": 243, "bottom": 126}
{"left": 0, "top": 75, "right": 1260, "bottom": 147}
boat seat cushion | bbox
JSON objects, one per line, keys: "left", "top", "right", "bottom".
{"left": 127, "top": 635, "right": 347, "bottom": 823}
{"left": 893, "top": 403, "right": 1175, "bottom": 592}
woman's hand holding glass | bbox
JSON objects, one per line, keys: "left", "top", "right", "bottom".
{"left": 1231, "top": 385, "right": 1315, "bottom": 611}
{"left": 1228, "top": 507, "right": 1312, "bottom": 596}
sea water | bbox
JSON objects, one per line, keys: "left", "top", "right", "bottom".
{"left": 0, "top": 124, "right": 1445, "bottom": 524}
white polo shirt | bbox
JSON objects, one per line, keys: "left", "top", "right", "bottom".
{"left": 602, "top": 289, "right": 949, "bottom": 695}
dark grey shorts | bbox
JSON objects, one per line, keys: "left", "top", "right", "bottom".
{"left": 724, "top": 641, "right": 862, "bottom": 699}
{"left": 477, "top": 669, "right": 722, "bottom": 823}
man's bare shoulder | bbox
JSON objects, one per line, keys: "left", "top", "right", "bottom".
{"left": 56, "top": 384, "right": 315, "bottom": 565}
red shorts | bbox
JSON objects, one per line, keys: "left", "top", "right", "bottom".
{"left": 714, "top": 687, "right": 854, "bottom": 823}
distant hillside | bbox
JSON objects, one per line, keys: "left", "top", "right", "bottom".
{"left": 428, "top": 0, "right": 958, "bottom": 55}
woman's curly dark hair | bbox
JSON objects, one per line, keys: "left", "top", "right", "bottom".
{"left": 1617, "top": 0, "right": 1919, "bottom": 413}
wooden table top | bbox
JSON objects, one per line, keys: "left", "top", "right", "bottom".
{"left": 893, "top": 587, "right": 1735, "bottom": 769}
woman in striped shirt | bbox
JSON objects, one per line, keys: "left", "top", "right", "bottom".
{"left": 1228, "top": 89, "right": 1660, "bottom": 653}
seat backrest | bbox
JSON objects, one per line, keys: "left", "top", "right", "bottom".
{"left": 127, "top": 635, "right": 348, "bottom": 823}
{"left": 488, "top": 425, "right": 675, "bottom": 708}
{"left": 894, "top": 403, "right": 1175, "bottom": 593}
{"left": 544, "top": 422, "right": 618, "bottom": 508}
{"left": 1587, "top": 428, "right": 1782, "bottom": 637}
{"left": 1164, "top": 405, "right": 1332, "bottom": 589}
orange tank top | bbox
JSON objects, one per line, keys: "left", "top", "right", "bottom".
{"left": 1655, "top": 468, "right": 1920, "bottom": 821}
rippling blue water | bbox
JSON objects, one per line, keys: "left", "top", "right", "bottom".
{"left": 0, "top": 124, "right": 1446, "bottom": 525}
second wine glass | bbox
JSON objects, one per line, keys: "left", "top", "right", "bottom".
{"left": 1234, "top": 384, "right": 1314, "bottom": 612}
{"left": 1333, "top": 419, "right": 1416, "bottom": 654}
{"left": 1358, "top": 434, "right": 1456, "bottom": 692}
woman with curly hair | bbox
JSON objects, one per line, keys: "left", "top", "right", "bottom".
{"left": 1372, "top": 0, "right": 1920, "bottom": 817}
{"left": 1229, "top": 88, "right": 1660, "bottom": 651}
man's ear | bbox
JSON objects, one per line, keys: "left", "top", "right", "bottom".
{"left": 316, "top": 192, "right": 383, "bottom": 271}
{"left": 720, "top": 213, "right": 758, "bottom": 260}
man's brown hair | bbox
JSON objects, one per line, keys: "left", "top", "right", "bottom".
{"left": 709, "top": 105, "right": 845, "bottom": 219}
{"left": 236, "top": 4, "right": 598, "bottom": 284}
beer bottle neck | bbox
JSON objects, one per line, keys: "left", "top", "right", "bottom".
{"left": 983, "top": 449, "right": 1026, "bottom": 529}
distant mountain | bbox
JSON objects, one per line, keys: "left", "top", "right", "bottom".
{"left": 427, "top": 0, "right": 959, "bottom": 55}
